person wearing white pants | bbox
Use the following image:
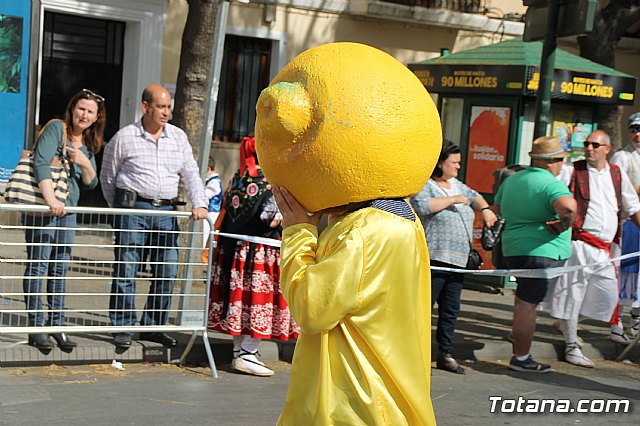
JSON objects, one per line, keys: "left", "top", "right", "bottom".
{"left": 549, "top": 130, "right": 640, "bottom": 368}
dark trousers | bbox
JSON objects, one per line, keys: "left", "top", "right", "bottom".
{"left": 431, "top": 260, "right": 464, "bottom": 354}
{"left": 109, "top": 201, "right": 178, "bottom": 330}
{"left": 23, "top": 213, "right": 77, "bottom": 326}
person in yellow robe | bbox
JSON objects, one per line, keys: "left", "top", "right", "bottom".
{"left": 272, "top": 187, "right": 436, "bottom": 426}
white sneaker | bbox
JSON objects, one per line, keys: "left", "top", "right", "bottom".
{"left": 553, "top": 320, "right": 584, "bottom": 348}
{"left": 232, "top": 351, "right": 274, "bottom": 377}
{"left": 609, "top": 330, "right": 631, "bottom": 345}
{"left": 628, "top": 317, "right": 640, "bottom": 338}
{"left": 565, "top": 345, "right": 594, "bottom": 368}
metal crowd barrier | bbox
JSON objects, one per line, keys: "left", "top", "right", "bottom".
{"left": 0, "top": 203, "right": 218, "bottom": 377}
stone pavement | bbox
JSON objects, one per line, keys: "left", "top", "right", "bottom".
{"left": 1, "top": 357, "right": 639, "bottom": 425}
{"left": 1, "top": 284, "right": 638, "bottom": 369}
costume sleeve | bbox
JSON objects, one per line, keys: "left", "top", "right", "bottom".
{"left": 100, "top": 136, "right": 119, "bottom": 207}
{"left": 280, "top": 223, "right": 363, "bottom": 335}
{"left": 33, "top": 120, "right": 64, "bottom": 182}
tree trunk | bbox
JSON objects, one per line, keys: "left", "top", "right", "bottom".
{"left": 577, "top": 0, "right": 640, "bottom": 149}
{"left": 172, "top": 0, "right": 222, "bottom": 164}
{"left": 171, "top": 0, "right": 222, "bottom": 282}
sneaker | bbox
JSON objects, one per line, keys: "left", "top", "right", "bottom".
{"left": 629, "top": 317, "right": 640, "bottom": 338}
{"left": 508, "top": 355, "right": 551, "bottom": 373}
{"left": 232, "top": 350, "right": 274, "bottom": 377}
{"left": 553, "top": 320, "right": 584, "bottom": 348}
{"left": 565, "top": 344, "right": 594, "bottom": 368}
{"left": 609, "top": 330, "right": 631, "bottom": 345}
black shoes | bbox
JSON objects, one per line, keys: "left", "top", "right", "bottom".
{"left": 436, "top": 350, "right": 466, "bottom": 375}
{"left": 51, "top": 333, "right": 77, "bottom": 351}
{"left": 509, "top": 355, "right": 551, "bottom": 373}
{"left": 28, "top": 333, "right": 54, "bottom": 349}
{"left": 113, "top": 333, "right": 132, "bottom": 348}
{"left": 140, "top": 332, "right": 177, "bottom": 347}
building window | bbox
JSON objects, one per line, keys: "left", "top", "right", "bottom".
{"left": 213, "top": 35, "right": 272, "bottom": 142}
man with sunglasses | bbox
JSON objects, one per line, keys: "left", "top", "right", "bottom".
{"left": 550, "top": 130, "right": 640, "bottom": 367}
{"left": 609, "top": 112, "right": 640, "bottom": 342}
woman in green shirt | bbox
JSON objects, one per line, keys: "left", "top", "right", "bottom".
{"left": 24, "top": 89, "right": 105, "bottom": 351}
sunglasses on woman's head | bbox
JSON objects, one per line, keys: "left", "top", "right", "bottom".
{"left": 82, "top": 88, "right": 105, "bottom": 103}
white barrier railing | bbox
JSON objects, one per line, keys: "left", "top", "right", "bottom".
{"left": 0, "top": 203, "right": 218, "bottom": 377}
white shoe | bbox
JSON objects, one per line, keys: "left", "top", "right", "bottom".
{"left": 628, "top": 317, "right": 640, "bottom": 338}
{"left": 232, "top": 351, "right": 274, "bottom": 377}
{"left": 609, "top": 330, "right": 631, "bottom": 345}
{"left": 565, "top": 345, "right": 594, "bottom": 368}
{"left": 553, "top": 320, "right": 584, "bottom": 348}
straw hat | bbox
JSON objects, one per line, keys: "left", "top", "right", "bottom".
{"left": 528, "top": 136, "right": 570, "bottom": 159}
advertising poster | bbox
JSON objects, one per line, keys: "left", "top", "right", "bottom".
{"left": 0, "top": 0, "right": 30, "bottom": 182}
{"left": 466, "top": 106, "right": 511, "bottom": 194}
{"left": 552, "top": 106, "right": 593, "bottom": 162}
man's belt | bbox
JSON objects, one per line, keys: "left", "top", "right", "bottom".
{"left": 137, "top": 196, "right": 186, "bottom": 207}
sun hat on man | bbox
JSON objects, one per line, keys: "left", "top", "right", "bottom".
{"left": 628, "top": 112, "right": 640, "bottom": 128}
{"left": 529, "top": 136, "right": 570, "bottom": 159}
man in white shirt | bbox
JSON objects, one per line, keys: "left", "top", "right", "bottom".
{"left": 609, "top": 112, "right": 640, "bottom": 339}
{"left": 550, "top": 130, "right": 640, "bottom": 367}
{"left": 101, "top": 85, "right": 208, "bottom": 349}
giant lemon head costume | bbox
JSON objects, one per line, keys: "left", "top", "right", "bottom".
{"left": 255, "top": 42, "right": 442, "bottom": 212}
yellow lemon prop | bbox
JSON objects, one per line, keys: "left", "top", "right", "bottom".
{"left": 255, "top": 42, "right": 442, "bottom": 212}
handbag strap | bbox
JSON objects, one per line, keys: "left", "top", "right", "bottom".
{"left": 33, "top": 119, "right": 68, "bottom": 160}
{"left": 433, "top": 179, "right": 474, "bottom": 249}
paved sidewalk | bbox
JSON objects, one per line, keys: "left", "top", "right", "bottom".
{"left": 1, "top": 358, "right": 638, "bottom": 425}
{"left": 451, "top": 284, "right": 640, "bottom": 365}
{"left": 2, "top": 284, "right": 638, "bottom": 369}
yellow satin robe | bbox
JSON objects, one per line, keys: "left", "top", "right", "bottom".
{"left": 277, "top": 207, "right": 436, "bottom": 425}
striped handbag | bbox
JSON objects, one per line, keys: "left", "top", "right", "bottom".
{"left": 2, "top": 120, "right": 70, "bottom": 205}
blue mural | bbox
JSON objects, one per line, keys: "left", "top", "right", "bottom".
{"left": 0, "top": 0, "right": 30, "bottom": 181}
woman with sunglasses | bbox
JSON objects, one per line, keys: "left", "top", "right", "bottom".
{"left": 24, "top": 89, "right": 106, "bottom": 351}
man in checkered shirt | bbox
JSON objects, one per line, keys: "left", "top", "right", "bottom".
{"left": 100, "top": 84, "right": 208, "bottom": 349}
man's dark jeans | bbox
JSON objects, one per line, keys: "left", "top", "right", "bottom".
{"left": 109, "top": 201, "right": 178, "bottom": 330}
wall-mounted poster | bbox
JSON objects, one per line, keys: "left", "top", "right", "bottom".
{"left": 466, "top": 106, "right": 511, "bottom": 194}
{"left": 0, "top": 1, "right": 30, "bottom": 183}
{"left": 552, "top": 105, "right": 593, "bottom": 162}
{"left": 0, "top": 14, "right": 22, "bottom": 93}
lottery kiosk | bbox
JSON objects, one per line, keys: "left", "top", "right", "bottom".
{"left": 409, "top": 38, "right": 637, "bottom": 287}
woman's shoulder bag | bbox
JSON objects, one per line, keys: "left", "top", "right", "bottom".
{"left": 2, "top": 119, "right": 70, "bottom": 206}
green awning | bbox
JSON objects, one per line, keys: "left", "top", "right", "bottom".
{"left": 408, "top": 38, "right": 636, "bottom": 105}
